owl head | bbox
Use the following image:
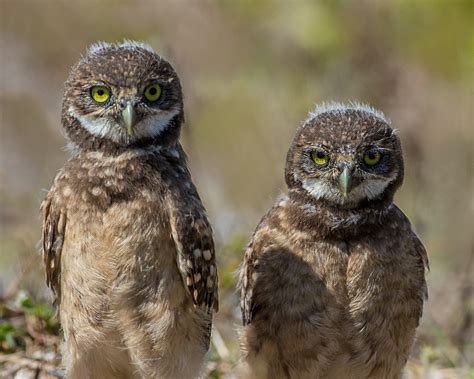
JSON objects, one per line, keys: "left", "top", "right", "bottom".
{"left": 285, "top": 103, "right": 403, "bottom": 209}
{"left": 62, "top": 41, "right": 183, "bottom": 152}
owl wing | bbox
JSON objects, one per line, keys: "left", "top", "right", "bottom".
{"left": 240, "top": 241, "right": 295, "bottom": 326}
{"left": 41, "top": 190, "right": 67, "bottom": 306}
{"left": 161, "top": 152, "right": 218, "bottom": 314}
{"left": 414, "top": 234, "right": 429, "bottom": 274}
{"left": 394, "top": 205, "right": 429, "bottom": 301}
{"left": 411, "top": 229, "right": 429, "bottom": 301}
{"left": 240, "top": 244, "right": 258, "bottom": 326}
{"left": 239, "top": 215, "right": 272, "bottom": 326}
{"left": 170, "top": 203, "right": 218, "bottom": 313}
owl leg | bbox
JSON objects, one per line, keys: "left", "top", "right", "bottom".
{"left": 240, "top": 344, "right": 292, "bottom": 379}
{"left": 62, "top": 327, "right": 136, "bottom": 379}
{"left": 241, "top": 322, "right": 337, "bottom": 379}
{"left": 240, "top": 327, "right": 294, "bottom": 379}
{"left": 123, "top": 323, "right": 209, "bottom": 379}
{"left": 114, "top": 306, "right": 210, "bottom": 379}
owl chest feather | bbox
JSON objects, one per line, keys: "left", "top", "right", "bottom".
{"left": 294, "top": 226, "right": 423, "bottom": 373}
{"left": 244, "top": 200, "right": 425, "bottom": 377}
{"left": 57, "top": 152, "right": 190, "bottom": 315}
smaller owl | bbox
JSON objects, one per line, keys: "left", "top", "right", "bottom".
{"left": 239, "top": 103, "right": 428, "bottom": 379}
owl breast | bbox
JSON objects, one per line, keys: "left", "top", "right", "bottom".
{"left": 58, "top": 153, "right": 203, "bottom": 346}
{"left": 296, "top": 225, "right": 423, "bottom": 377}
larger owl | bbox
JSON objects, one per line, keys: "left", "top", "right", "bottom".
{"left": 239, "top": 103, "right": 428, "bottom": 379}
{"left": 41, "top": 41, "right": 218, "bottom": 379}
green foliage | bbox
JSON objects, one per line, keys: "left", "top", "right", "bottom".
{"left": 0, "top": 322, "right": 17, "bottom": 350}
{"left": 0, "top": 293, "right": 59, "bottom": 355}
{"left": 208, "top": 370, "right": 221, "bottom": 379}
{"left": 21, "top": 296, "right": 57, "bottom": 332}
{"left": 218, "top": 234, "right": 248, "bottom": 291}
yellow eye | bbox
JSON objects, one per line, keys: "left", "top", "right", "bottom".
{"left": 311, "top": 150, "right": 330, "bottom": 166}
{"left": 90, "top": 86, "right": 110, "bottom": 103}
{"left": 363, "top": 150, "right": 382, "bottom": 166}
{"left": 144, "top": 83, "right": 162, "bottom": 102}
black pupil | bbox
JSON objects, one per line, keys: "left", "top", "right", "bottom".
{"left": 149, "top": 87, "right": 157, "bottom": 95}
{"left": 316, "top": 151, "right": 325, "bottom": 159}
{"left": 97, "top": 89, "right": 104, "bottom": 96}
{"left": 368, "top": 151, "right": 376, "bottom": 159}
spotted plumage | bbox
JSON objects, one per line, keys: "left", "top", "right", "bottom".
{"left": 41, "top": 41, "right": 218, "bottom": 379}
{"left": 239, "top": 103, "right": 428, "bottom": 379}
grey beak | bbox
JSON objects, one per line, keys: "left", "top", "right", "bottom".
{"left": 339, "top": 165, "right": 353, "bottom": 197}
{"left": 121, "top": 102, "right": 136, "bottom": 135}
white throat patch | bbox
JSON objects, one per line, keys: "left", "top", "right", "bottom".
{"left": 301, "top": 177, "right": 393, "bottom": 205}
{"left": 69, "top": 105, "right": 180, "bottom": 143}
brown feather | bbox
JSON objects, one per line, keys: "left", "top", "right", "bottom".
{"left": 40, "top": 41, "right": 216, "bottom": 378}
{"left": 239, "top": 104, "right": 428, "bottom": 378}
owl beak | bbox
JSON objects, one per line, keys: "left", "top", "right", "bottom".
{"left": 121, "top": 102, "right": 136, "bottom": 135}
{"left": 339, "top": 165, "right": 354, "bottom": 197}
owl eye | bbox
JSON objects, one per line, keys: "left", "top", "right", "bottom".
{"left": 311, "top": 150, "right": 330, "bottom": 166}
{"left": 363, "top": 150, "right": 382, "bottom": 166}
{"left": 90, "top": 86, "right": 110, "bottom": 103}
{"left": 144, "top": 83, "right": 162, "bottom": 102}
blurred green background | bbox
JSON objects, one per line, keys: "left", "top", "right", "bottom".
{"left": 0, "top": 0, "right": 472, "bottom": 377}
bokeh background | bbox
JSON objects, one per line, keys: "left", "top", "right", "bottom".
{"left": 1, "top": 0, "right": 472, "bottom": 378}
